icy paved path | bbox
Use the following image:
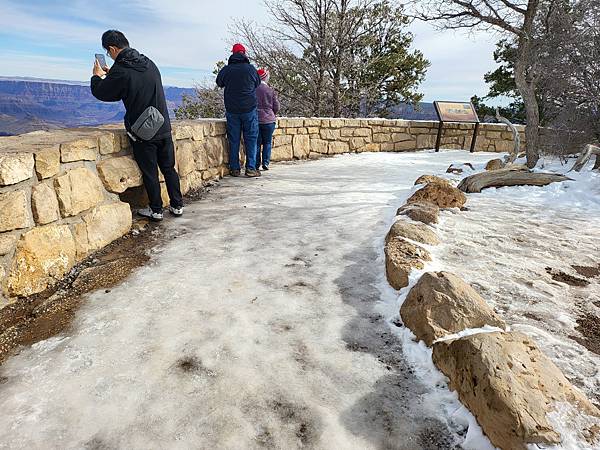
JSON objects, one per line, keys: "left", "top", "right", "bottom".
{"left": 0, "top": 151, "right": 493, "bottom": 450}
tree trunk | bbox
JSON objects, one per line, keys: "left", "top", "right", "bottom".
{"left": 595, "top": 154, "right": 600, "bottom": 170}
{"left": 514, "top": 50, "right": 540, "bottom": 169}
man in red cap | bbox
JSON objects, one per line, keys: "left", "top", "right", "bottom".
{"left": 216, "top": 44, "right": 262, "bottom": 177}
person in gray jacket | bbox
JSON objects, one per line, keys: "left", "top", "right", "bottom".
{"left": 255, "top": 68, "right": 280, "bottom": 170}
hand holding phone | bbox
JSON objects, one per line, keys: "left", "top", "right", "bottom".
{"left": 95, "top": 53, "right": 107, "bottom": 68}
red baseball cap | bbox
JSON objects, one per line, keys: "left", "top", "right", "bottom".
{"left": 232, "top": 43, "right": 246, "bottom": 54}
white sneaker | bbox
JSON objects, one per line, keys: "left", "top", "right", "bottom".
{"left": 138, "top": 207, "right": 163, "bottom": 221}
{"left": 169, "top": 206, "right": 184, "bottom": 217}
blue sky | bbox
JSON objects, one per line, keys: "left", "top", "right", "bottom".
{"left": 0, "top": 0, "right": 504, "bottom": 103}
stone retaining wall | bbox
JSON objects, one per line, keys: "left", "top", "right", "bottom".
{"left": 0, "top": 118, "right": 523, "bottom": 304}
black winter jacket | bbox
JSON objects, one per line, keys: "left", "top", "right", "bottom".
{"left": 216, "top": 53, "right": 261, "bottom": 114}
{"left": 91, "top": 48, "right": 171, "bottom": 139}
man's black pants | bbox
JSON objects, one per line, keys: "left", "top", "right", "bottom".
{"left": 132, "top": 137, "right": 183, "bottom": 213}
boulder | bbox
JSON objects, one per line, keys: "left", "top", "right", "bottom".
{"left": 73, "top": 202, "right": 132, "bottom": 259}
{"left": 385, "top": 238, "right": 431, "bottom": 290}
{"left": 485, "top": 158, "right": 505, "bottom": 171}
{"left": 34, "top": 147, "right": 60, "bottom": 179}
{"left": 397, "top": 201, "right": 439, "bottom": 224}
{"left": 0, "top": 153, "right": 35, "bottom": 186}
{"left": 413, "top": 175, "right": 452, "bottom": 187}
{"left": 400, "top": 271, "right": 506, "bottom": 346}
{"left": 386, "top": 219, "right": 440, "bottom": 246}
{"left": 407, "top": 183, "right": 467, "bottom": 209}
{"left": 458, "top": 169, "right": 571, "bottom": 193}
{"left": 31, "top": 183, "right": 60, "bottom": 225}
{"left": 60, "top": 137, "right": 98, "bottom": 162}
{"left": 432, "top": 331, "right": 600, "bottom": 450}
{"left": 97, "top": 156, "right": 143, "bottom": 193}
{"left": 54, "top": 167, "right": 106, "bottom": 217}
{"left": 6, "top": 224, "right": 76, "bottom": 297}
{"left": 0, "top": 190, "right": 32, "bottom": 232}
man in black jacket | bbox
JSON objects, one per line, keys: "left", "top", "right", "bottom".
{"left": 216, "top": 44, "right": 261, "bottom": 178}
{"left": 91, "top": 30, "right": 183, "bottom": 221}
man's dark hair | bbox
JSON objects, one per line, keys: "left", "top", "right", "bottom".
{"left": 102, "top": 30, "right": 130, "bottom": 50}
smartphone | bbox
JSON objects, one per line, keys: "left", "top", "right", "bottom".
{"left": 95, "top": 54, "right": 107, "bottom": 67}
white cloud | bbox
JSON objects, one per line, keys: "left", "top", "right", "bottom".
{"left": 0, "top": 0, "right": 505, "bottom": 102}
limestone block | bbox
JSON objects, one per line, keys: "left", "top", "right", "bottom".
{"left": 210, "top": 121, "right": 227, "bottom": 136}
{"left": 328, "top": 141, "right": 349, "bottom": 154}
{"left": 354, "top": 128, "right": 371, "bottom": 137}
{"left": 392, "top": 133, "right": 412, "bottom": 143}
{"left": 0, "top": 234, "right": 18, "bottom": 256}
{"left": 320, "top": 129, "right": 340, "bottom": 141}
{"left": 373, "top": 133, "right": 392, "bottom": 144}
{"left": 181, "top": 171, "right": 203, "bottom": 194}
{"left": 204, "top": 137, "right": 228, "bottom": 167}
{"left": 416, "top": 134, "right": 436, "bottom": 149}
{"left": 292, "top": 134, "right": 310, "bottom": 159}
{"left": 394, "top": 141, "right": 416, "bottom": 151}
{"left": 73, "top": 201, "right": 132, "bottom": 260}
{"left": 98, "top": 132, "right": 121, "bottom": 155}
{"left": 364, "top": 143, "right": 381, "bottom": 152}
{"left": 34, "top": 147, "right": 60, "bottom": 179}
{"left": 329, "top": 119, "right": 345, "bottom": 128}
{"left": 285, "top": 128, "right": 299, "bottom": 135}
{"left": 60, "top": 137, "right": 98, "bottom": 162}
{"left": 397, "top": 201, "right": 439, "bottom": 225}
{"left": 6, "top": 224, "right": 76, "bottom": 297}
{"left": 311, "top": 139, "right": 329, "bottom": 154}
{"left": 0, "top": 190, "right": 31, "bottom": 232}
{"left": 0, "top": 153, "right": 35, "bottom": 186}
{"left": 271, "top": 145, "right": 293, "bottom": 161}
{"left": 385, "top": 238, "right": 431, "bottom": 290}
{"left": 306, "top": 127, "right": 320, "bottom": 134}
{"left": 495, "top": 140, "right": 515, "bottom": 153}
{"left": 432, "top": 332, "right": 600, "bottom": 450}
{"left": 401, "top": 271, "right": 506, "bottom": 346}
{"left": 303, "top": 118, "right": 321, "bottom": 127}
{"left": 54, "top": 167, "right": 105, "bottom": 217}
{"left": 31, "top": 183, "right": 60, "bottom": 225}
{"left": 176, "top": 140, "right": 196, "bottom": 176}
{"left": 380, "top": 143, "right": 395, "bottom": 152}
{"left": 349, "top": 138, "right": 367, "bottom": 151}
{"left": 273, "top": 135, "right": 293, "bottom": 147}
{"left": 97, "top": 156, "right": 143, "bottom": 194}
{"left": 173, "top": 124, "right": 194, "bottom": 140}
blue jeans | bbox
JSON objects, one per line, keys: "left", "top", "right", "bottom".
{"left": 257, "top": 122, "right": 276, "bottom": 168}
{"left": 226, "top": 109, "right": 259, "bottom": 171}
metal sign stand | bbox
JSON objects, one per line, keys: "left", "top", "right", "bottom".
{"left": 433, "top": 101, "right": 480, "bottom": 153}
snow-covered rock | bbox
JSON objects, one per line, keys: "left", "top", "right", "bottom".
{"left": 407, "top": 182, "right": 467, "bottom": 209}
{"left": 384, "top": 238, "right": 431, "bottom": 290}
{"left": 397, "top": 201, "right": 439, "bottom": 224}
{"left": 385, "top": 218, "right": 440, "bottom": 246}
{"left": 400, "top": 271, "right": 506, "bottom": 346}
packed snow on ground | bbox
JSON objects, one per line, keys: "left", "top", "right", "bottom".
{"left": 0, "top": 150, "right": 596, "bottom": 450}
{"left": 407, "top": 154, "right": 600, "bottom": 450}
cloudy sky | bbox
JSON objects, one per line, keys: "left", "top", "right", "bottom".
{"left": 0, "top": 0, "right": 504, "bottom": 103}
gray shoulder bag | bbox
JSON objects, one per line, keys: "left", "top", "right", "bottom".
{"left": 128, "top": 85, "right": 165, "bottom": 142}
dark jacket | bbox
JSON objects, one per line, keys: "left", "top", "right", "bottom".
{"left": 216, "top": 53, "right": 261, "bottom": 114}
{"left": 90, "top": 48, "right": 171, "bottom": 139}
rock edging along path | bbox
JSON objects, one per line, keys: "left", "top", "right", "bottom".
{"left": 384, "top": 167, "right": 600, "bottom": 450}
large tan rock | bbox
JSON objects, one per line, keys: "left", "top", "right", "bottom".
{"left": 401, "top": 272, "right": 506, "bottom": 346}
{"left": 31, "top": 183, "right": 60, "bottom": 225}
{"left": 60, "top": 137, "right": 98, "bottom": 162}
{"left": 385, "top": 238, "right": 431, "bottom": 290}
{"left": 98, "top": 132, "right": 121, "bottom": 155}
{"left": 328, "top": 141, "right": 349, "bottom": 154}
{"left": 97, "top": 156, "right": 143, "bottom": 193}
{"left": 433, "top": 331, "right": 600, "bottom": 450}
{"left": 54, "top": 167, "right": 106, "bottom": 217}
{"left": 34, "top": 147, "right": 60, "bottom": 179}
{"left": 485, "top": 158, "right": 505, "bottom": 171}
{"left": 0, "top": 190, "right": 32, "bottom": 232}
{"left": 6, "top": 225, "right": 76, "bottom": 297}
{"left": 386, "top": 219, "right": 440, "bottom": 246}
{"left": 397, "top": 201, "right": 439, "bottom": 224}
{"left": 73, "top": 202, "right": 132, "bottom": 259}
{"left": 292, "top": 134, "right": 310, "bottom": 159}
{"left": 0, "top": 153, "right": 35, "bottom": 186}
{"left": 407, "top": 182, "right": 467, "bottom": 209}
{"left": 414, "top": 175, "right": 452, "bottom": 188}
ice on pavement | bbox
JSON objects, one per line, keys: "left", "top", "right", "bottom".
{"left": 0, "top": 150, "right": 596, "bottom": 449}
